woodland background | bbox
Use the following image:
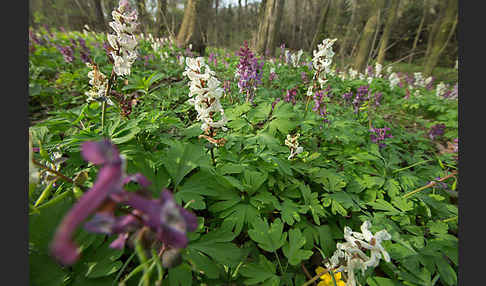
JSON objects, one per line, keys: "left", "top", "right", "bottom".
{"left": 29, "top": 0, "right": 458, "bottom": 76}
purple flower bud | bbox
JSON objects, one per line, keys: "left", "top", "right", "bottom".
{"left": 428, "top": 123, "right": 446, "bottom": 140}
{"left": 124, "top": 190, "right": 197, "bottom": 249}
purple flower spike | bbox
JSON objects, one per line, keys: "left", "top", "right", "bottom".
{"left": 370, "top": 127, "right": 393, "bottom": 148}
{"left": 82, "top": 140, "right": 121, "bottom": 165}
{"left": 428, "top": 123, "right": 446, "bottom": 140}
{"left": 51, "top": 141, "right": 124, "bottom": 265}
{"left": 51, "top": 164, "right": 123, "bottom": 265}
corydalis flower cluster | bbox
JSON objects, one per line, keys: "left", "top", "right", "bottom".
{"left": 284, "top": 87, "right": 298, "bottom": 105}
{"left": 85, "top": 63, "right": 113, "bottom": 105}
{"left": 313, "top": 86, "right": 331, "bottom": 121}
{"left": 370, "top": 127, "right": 393, "bottom": 148}
{"left": 307, "top": 38, "right": 337, "bottom": 98}
{"left": 50, "top": 140, "right": 197, "bottom": 267}
{"left": 285, "top": 133, "right": 303, "bottom": 160}
{"left": 183, "top": 57, "right": 228, "bottom": 133}
{"left": 325, "top": 221, "right": 391, "bottom": 286}
{"left": 352, "top": 85, "right": 369, "bottom": 113}
{"left": 284, "top": 49, "right": 304, "bottom": 67}
{"left": 235, "top": 41, "right": 264, "bottom": 102}
{"left": 107, "top": 0, "right": 139, "bottom": 76}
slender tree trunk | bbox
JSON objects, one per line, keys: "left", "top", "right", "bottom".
{"left": 377, "top": 0, "right": 400, "bottom": 65}
{"left": 309, "top": 0, "right": 330, "bottom": 52}
{"left": 176, "top": 0, "right": 211, "bottom": 55}
{"left": 92, "top": 0, "right": 106, "bottom": 31}
{"left": 136, "top": 0, "right": 152, "bottom": 35}
{"left": 212, "top": 0, "right": 219, "bottom": 46}
{"left": 254, "top": 0, "right": 285, "bottom": 56}
{"left": 291, "top": 0, "right": 300, "bottom": 49}
{"left": 424, "top": 0, "right": 457, "bottom": 75}
{"left": 329, "top": 0, "right": 343, "bottom": 37}
{"left": 155, "top": 0, "right": 168, "bottom": 36}
{"left": 353, "top": 0, "right": 385, "bottom": 72}
{"left": 238, "top": 0, "right": 243, "bottom": 32}
{"left": 339, "top": 0, "right": 360, "bottom": 64}
{"left": 425, "top": 1, "right": 445, "bottom": 60}
{"left": 408, "top": 0, "right": 427, "bottom": 64}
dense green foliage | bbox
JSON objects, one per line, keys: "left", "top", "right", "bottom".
{"left": 29, "top": 28, "right": 458, "bottom": 286}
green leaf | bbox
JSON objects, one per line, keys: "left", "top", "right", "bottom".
{"left": 276, "top": 199, "right": 305, "bottom": 225}
{"left": 176, "top": 170, "right": 228, "bottom": 210}
{"left": 427, "top": 220, "right": 449, "bottom": 235}
{"left": 313, "top": 169, "right": 347, "bottom": 192}
{"left": 239, "top": 255, "right": 280, "bottom": 286}
{"left": 184, "top": 250, "right": 220, "bottom": 279}
{"left": 367, "top": 199, "right": 401, "bottom": 215}
{"left": 391, "top": 197, "right": 414, "bottom": 212}
{"left": 317, "top": 225, "right": 336, "bottom": 257}
{"left": 220, "top": 203, "right": 260, "bottom": 235}
{"left": 436, "top": 258, "right": 457, "bottom": 286}
{"left": 163, "top": 141, "right": 211, "bottom": 188}
{"left": 282, "top": 229, "right": 313, "bottom": 265}
{"left": 168, "top": 263, "right": 193, "bottom": 286}
{"left": 384, "top": 179, "right": 402, "bottom": 197}
{"left": 248, "top": 218, "right": 287, "bottom": 252}
{"left": 188, "top": 228, "right": 244, "bottom": 267}
{"left": 243, "top": 169, "right": 268, "bottom": 194}
{"left": 247, "top": 102, "right": 271, "bottom": 123}
{"left": 367, "top": 276, "right": 402, "bottom": 286}
{"left": 300, "top": 184, "right": 326, "bottom": 224}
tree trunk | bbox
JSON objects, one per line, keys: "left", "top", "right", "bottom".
{"left": 424, "top": 0, "right": 457, "bottom": 75}
{"left": 309, "top": 0, "right": 330, "bottom": 52}
{"left": 136, "top": 0, "right": 152, "bottom": 35}
{"left": 213, "top": 0, "right": 219, "bottom": 46}
{"left": 353, "top": 0, "right": 385, "bottom": 72}
{"left": 377, "top": 0, "right": 400, "bottom": 65}
{"left": 92, "top": 0, "right": 106, "bottom": 31}
{"left": 408, "top": 0, "right": 427, "bottom": 64}
{"left": 291, "top": 0, "right": 300, "bottom": 49}
{"left": 254, "top": 0, "right": 285, "bottom": 56}
{"left": 176, "top": 0, "right": 211, "bottom": 55}
{"left": 156, "top": 0, "right": 168, "bottom": 36}
{"left": 329, "top": 0, "right": 343, "bottom": 37}
{"left": 339, "top": 0, "right": 360, "bottom": 63}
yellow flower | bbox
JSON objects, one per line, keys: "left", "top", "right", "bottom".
{"left": 315, "top": 267, "right": 346, "bottom": 286}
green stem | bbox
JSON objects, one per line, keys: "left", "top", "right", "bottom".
{"left": 402, "top": 171, "right": 457, "bottom": 199}
{"left": 442, "top": 216, "right": 458, "bottom": 223}
{"left": 102, "top": 69, "right": 116, "bottom": 134}
{"left": 33, "top": 160, "right": 75, "bottom": 185}
{"left": 302, "top": 267, "right": 332, "bottom": 286}
{"left": 101, "top": 101, "right": 106, "bottom": 131}
{"left": 113, "top": 252, "right": 136, "bottom": 286}
{"left": 393, "top": 159, "right": 432, "bottom": 173}
{"left": 34, "top": 178, "right": 58, "bottom": 207}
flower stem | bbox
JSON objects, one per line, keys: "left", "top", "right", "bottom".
{"left": 301, "top": 267, "right": 331, "bottom": 286}
{"left": 101, "top": 101, "right": 106, "bottom": 131}
{"left": 300, "top": 263, "right": 317, "bottom": 286}
{"left": 33, "top": 160, "right": 74, "bottom": 185}
{"left": 402, "top": 171, "right": 457, "bottom": 199}
{"left": 102, "top": 69, "right": 116, "bottom": 134}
